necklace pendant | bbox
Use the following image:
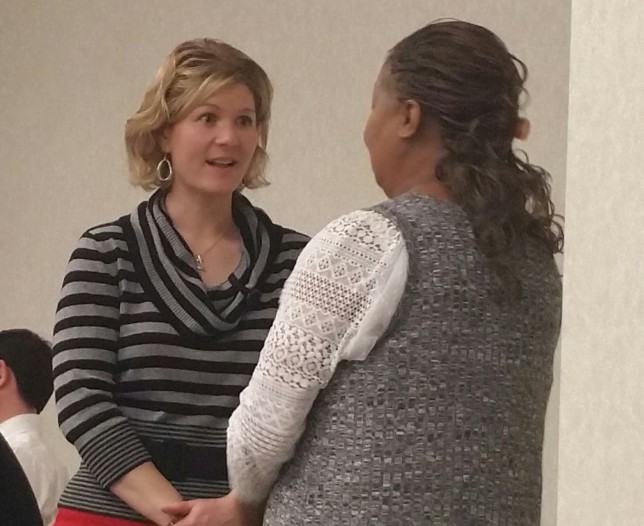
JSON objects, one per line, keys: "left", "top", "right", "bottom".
{"left": 195, "top": 254, "right": 203, "bottom": 271}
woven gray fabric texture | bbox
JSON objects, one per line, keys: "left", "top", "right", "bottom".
{"left": 263, "top": 193, "right": 562, "bottom": 526}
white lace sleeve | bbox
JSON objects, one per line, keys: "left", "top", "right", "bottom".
{"left": 227, "top": 209, "right": 407, "bottom": 503}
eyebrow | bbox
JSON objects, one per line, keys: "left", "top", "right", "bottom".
{"left": 196, "top": 103, "right": 256, "bottom": 114}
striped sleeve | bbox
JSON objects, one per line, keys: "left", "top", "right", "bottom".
{"left": 53, "top": 227, "right": 152, "bottom": 488}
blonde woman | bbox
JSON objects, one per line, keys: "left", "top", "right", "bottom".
{"left": 51, "top": 39, "right": 308, "bottom": 526}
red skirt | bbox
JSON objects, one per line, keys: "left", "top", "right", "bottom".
{"left": 53, "top": 507, "right": 153, "bottom": 525}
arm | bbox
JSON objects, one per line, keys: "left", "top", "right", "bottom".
{"left": 111, "top": 463, "right": 182, "bottom": 525}
{"left": 227, "top": 210, "right": 407, "bottom": 504}
{"left": 53, "top": 231, "right": 181, "bottom": 525}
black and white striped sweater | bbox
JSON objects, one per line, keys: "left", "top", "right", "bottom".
{"left": 52, "top": 191, "right": 308, "bottom": 521}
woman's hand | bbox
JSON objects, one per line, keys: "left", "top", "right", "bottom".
{"left": 162, "top": 493, "right": 263, "bottom": 526}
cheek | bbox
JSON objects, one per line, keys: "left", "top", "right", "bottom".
{"left": 363, "top": 114, "right": 374, "bottom": 148}
{"left": 242, "top": 128, "right": 260, "bottom": 152}
{"left": 166, "top": 126, "right": 201, "bottom": 156}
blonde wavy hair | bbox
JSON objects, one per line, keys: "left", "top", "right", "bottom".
{"left": 125, "top": 38, "right": 273, "bottom": 190}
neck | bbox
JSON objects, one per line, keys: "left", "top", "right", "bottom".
{"left": 164, "top": 186, "right": 237, "bottom": 242}
{"left": 0, "top": 398, "right": 35, "bottom": 425}
{"left": 386, "top": 145, "right": 453, "bottom": 202}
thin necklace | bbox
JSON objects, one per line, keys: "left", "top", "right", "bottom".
{"left": 194, "top": 231, "right": 230, "bottom": 271}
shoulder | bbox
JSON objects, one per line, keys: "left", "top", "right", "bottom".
{"left": 302, "top": 209, "right": 403, "bottom": 267}
{"left": 317, "top": 209, "right": 401, "bottom": 251}
{"left": 274, "top": 225, "right": 310, "bottom": 247}
{"left": 80, "top": 197, "right": 150, "bottom": 245}
{"left": 237, "top": 192, "right": 310, "bottom": 248}
{"left": 65, "top": 215, "right": 134, "bottom": 278}
{"left": 372, "top": 193, "right": 467, "bottom": 229}
{"left": 71, "top": 219, "right": 128, "bottom": 256}
{"left": 83, "top": 219, "right": 126, "bottom": 243}
{"left": 3, "top": 424, "right": 38, "bottom": 468}
{"left": 11, "top": 431, "right": 69, "bottom": 497}
{"left": 265, "top": 225, "right": 310, "bottom": 269}
{"left": 72, "top": 200, "right": 146, "bottom": 255}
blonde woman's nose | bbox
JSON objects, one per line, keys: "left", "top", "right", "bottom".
{"left": 213, "top": 120, "right": 240, "bottom": 146}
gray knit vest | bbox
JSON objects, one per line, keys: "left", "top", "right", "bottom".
{"left": 264, "top": 193, "right": 562, "bottom": 525}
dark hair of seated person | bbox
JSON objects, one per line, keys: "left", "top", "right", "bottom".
{"left": 0, "top": 433, "right": 43, "bottom": 526}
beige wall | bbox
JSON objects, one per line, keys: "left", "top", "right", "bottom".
{"left": 0, "top": 2, "right": 570, "bottom": 523}
{"left": 557, "top": 1, "right": 644, "bottom": 524}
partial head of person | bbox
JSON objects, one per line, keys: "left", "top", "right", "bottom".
{"left": 125, "top": 38, "right": 273, "bottom": 196}
{"left": 364, "top": 19, "right": 563, "bottom": 301}
{"left": 0, "top": 329, "right": 53, "bottom": 421}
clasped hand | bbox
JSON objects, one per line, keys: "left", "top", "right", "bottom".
{"left": 162, "top": 493, "right": 262, "bottom": 526}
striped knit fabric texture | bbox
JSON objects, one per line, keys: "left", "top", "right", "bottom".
{"left": 263, "top": 194, "right": 562, "bottom": 526}
{"left": 53, "top": 191, "right": 308, "bottom": 521}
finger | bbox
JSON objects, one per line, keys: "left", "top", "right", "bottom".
{"left": 161, "top": 500, "right": 193, "bottom": 515}
{"left": 169, "top": 517, "right": 187, "bottom": 526}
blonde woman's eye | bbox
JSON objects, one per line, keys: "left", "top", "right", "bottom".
{"left": 199, "top": 113, "right": 216, "bottom": 124}
{"left": 238, "top": 115, "right": 255, "bottom": 127}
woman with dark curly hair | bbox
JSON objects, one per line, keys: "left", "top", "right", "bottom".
{"left": 177, "top": 20, "right": 563, "bottom": 525}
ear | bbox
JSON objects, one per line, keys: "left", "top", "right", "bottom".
{"left": 255, "top": 122, "right": 265, "bottom": 143}
{"left": 158, "top": 127, "right": 172, "bottom": 153}
{"left": 398, "top": 99, "right": 423, "bottom": 139}
{"left": 514, "top": 117, "right": 531, "bottom": 141}
{"left": 0, "top": 360, "right": 10, "bottom": 388}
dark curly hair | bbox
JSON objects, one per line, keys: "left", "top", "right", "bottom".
{"left": 387, "top": 20, "right": 563, "bottom": 301}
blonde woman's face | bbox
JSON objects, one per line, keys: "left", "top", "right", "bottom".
{"left": 162, "top": 83, "right": 259, "bottom": 196}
